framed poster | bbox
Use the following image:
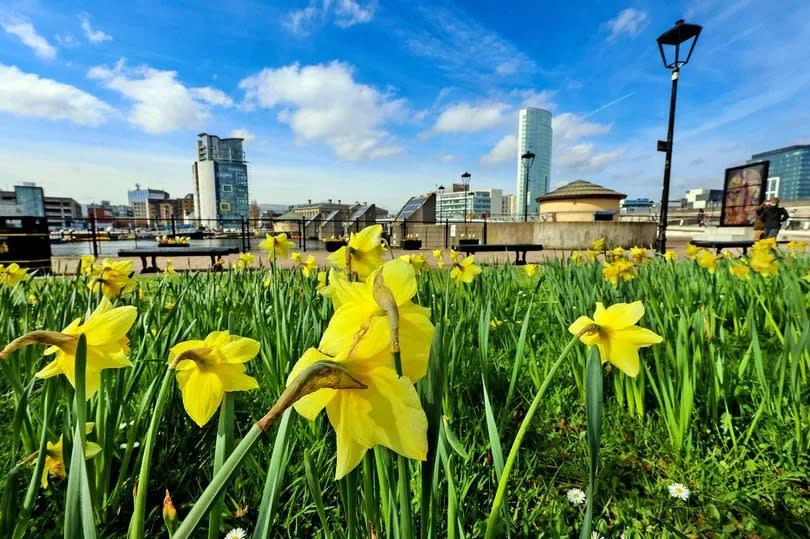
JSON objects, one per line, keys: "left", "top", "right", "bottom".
{"left": 720, "top": 161, "right": 769, "bottom": 226}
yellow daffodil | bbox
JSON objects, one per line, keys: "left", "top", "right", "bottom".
{"left": 697, "top": 250, "right": 720, "bottom": 273}
{"left": 450, "top": 255, "right": 482, "bottom": 285}
{"left": 729, "top": 264, "right": 750, "bottom": 281}
{"left": 88, "top": 259, "right": 136, "bottom": 298}
{"left": 327, "top": 224, "right": 386, "bottom": 280}
{"left": 489, "top": 318, "right": 503, "bottom": 330}
{"left": 165, "top": 301, "right": 175, "bottom": 311}
{"left": 41, "top": 424, "right": 101, "bottom": 488}
{"left": 722, "top": 250, "right": 734, "bottom": 260}
{"left": 164, "top": 260, "right": 176, "bottom": 276}
{"left": 291, "top": 252, "right": 303, "bottom": 265}
{"left": 803, "top": 271, "right": 810, "bottom": 282}
{"left": 0, "top": 263, "right": 30, "bottom": 285}
{"left": 571, "top": 252, "right": 585, "bottom": 265}
{"left": 608, "top": 246, "right": 625, "bottom": 262}
{"left": 302, "top": 255, "right": 318, "bottom": 277}
{"left": 568, "top": 301, "right": 663, "bottom": 377}
{"left": 27, "top": 294, "right": 38, "bottom": 304}
{"left": 586, "top": 249, "right": 598, "bottom": 262}
{"left": 524, "top": 263, "right": 537, "bottom": 277}
{"left": 400, "top": 253, "right": 427, "bottom": 274}
{"left": 449, "top": 249, "right": 460, "bottom": 263}
{"left": 316, "top": 270, "right": 327, "bottom": 290}
{"left": 320, "top": 259, "right": 434, "bottom": 380}
{"left": 752, "top": 237, "right": 776, "bottom": 253}
{"left": 602, "top": 259, "right": 636, "bottom": 287}
{"left": 686, "top": 243, "right": 699, "bottom": 259}
{"left": 259, "top": 233, "right": 296, "bottom": 260}
{"left": 288, "top": 320, "right": 427, "bottom": 479}
{"left": 236, "top": 252, "right": 255, "bottom": 270}
{"left": 432, "top": 249, "right": 443, "bottom": 260}
{"left": 34, "top": 297, "right": 136, "bottom": 397}
{"left": 592, "top": 237, "right": 605, "bottom": 251}
{"left": 630, "top": 246, "right": 650, "bottom": 264}
{"left": 169, "top": 331, "right": 260, "bottom": 427}
{"left": 80, "top": 255, "right": 96, "bottom": 275}
{"left": 750, "top": 251, "right": 778, "bottom": 277}
{"left": 664, "top": 250, "right": 677, "bottom": 262}
{"left": 319, "top": 268, "right": 349, "bottom": 308}
{"left": 787, "top": 240, "right": 806, "bottom": 252}
{"left": 437, "top": 260, "right": 445, "bottom": 269}
{"left": 138, "top": 287, "right": 147, "bottom": 299}
{"left": 263, "top": 278, "right": 271, "bottom": 288}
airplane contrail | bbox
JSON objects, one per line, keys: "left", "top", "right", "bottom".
{"left": 584, "top": 91, "right": 637, "bottom": 117}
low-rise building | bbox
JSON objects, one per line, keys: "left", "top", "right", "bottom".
{"left": 436, "top": 186, "right": 502, "bottom": 220}
{"left": 681, "top": 188, "right": 723, "bottom": 209}
{"left": 536, "top": 179, "right": 626, "bottom": 222}
{"left": 44, "top": 196, "right": 82, "bottom": 227}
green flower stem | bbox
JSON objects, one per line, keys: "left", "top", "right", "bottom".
{"left": 207, "top": 392, "right": 234, "bottom": 539}
{"left": 484, "top": 331, "right": 583, "bottom": 539}
{"left": 580, "top": 347, "right": 603, "bottom": 539}
{"left": 128, "top": 367, "right": 175, "bottom": 539}
{"left": 172, "top": 425, "right": 263, "bottom": 539}
{"left": 389, "top": 350, "right": 413, "bottom": 539}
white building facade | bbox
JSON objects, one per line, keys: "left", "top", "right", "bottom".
{"left": 515, "top": 107, "right": 552, "bottom": 218}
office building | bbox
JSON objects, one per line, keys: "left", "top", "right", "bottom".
{"left": 436, "top": 186, "right": 502, "bottom": 220}
{"left": 44, "top": 196, "right": 82, "bottom": 227}
{"left": 749, "top": 145, "right": 810, "bottom": 201}
{"left": 681, "top": 188, "right": 723, "bottom": 209}
{"left": 516, "top": 108, "right": 552, "bottom": 217}
{"left": 501, "top": 194, "right": 516, "bottom": 217}
{"left": 0, "top": 183, "right": 45, "bottom": 217}
{"left": 128, "top": 185, "right": 170, "bottom": 225}
{"left": 193, "top": 133, "right": 249, "bottom": 226}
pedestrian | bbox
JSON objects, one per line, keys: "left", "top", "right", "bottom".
{"left": 760, "top": 198, "right": 789, "bottom": 239}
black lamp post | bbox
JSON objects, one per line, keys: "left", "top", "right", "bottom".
{"left": 655, "top": 19, "right": 701, "bottom": 253}
{"left": 521, "top": 151, "right": 535, "bottom": 222}
{"left": 461, "top": 171, "right": 471, "bottom": 221}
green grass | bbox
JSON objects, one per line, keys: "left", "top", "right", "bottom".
{"left": 1, "top": 251, "right": 809, "bottom": 538}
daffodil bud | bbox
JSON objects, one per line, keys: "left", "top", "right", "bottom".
{"left": 0, "top": 330, "right": 76, "bottom": 361}
{"left": 163, "top": 489, "right": 179, "bottom": 535}
{"left": 372, "top": 270, "right": 400, "bottom": 352}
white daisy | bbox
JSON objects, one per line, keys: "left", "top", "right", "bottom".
{"left": 668, "top": 482, "right": 690, "bottom": 500}
{"left": 566, "top": 488, "right": 586, "bottom": 505}
{"left": 224, "top": 528, "right": 247, "bottom": 539}
{"left": 591, "top": 532, "right": 604, "bottom": 539}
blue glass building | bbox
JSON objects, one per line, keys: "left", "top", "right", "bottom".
{"left": 14, "top": 183, "right": 45, "bottom": 217}
{"left": 749, "top": 145, "right": 810, "bottom": 201}
{"left": 193, "top": 133, "right": 249, "bottom": 226}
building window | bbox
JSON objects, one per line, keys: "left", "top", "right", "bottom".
{"left": 222, "top": 184, "right": 233, "bottom": 193}
{"left": 219, "top": 202, "right": 231, "bottom": 212}
{"left": 237, "top": 199, "right": 246, "bottom": 205}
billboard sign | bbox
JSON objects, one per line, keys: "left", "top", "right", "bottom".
{"left": 720, "top": 161, "right": 769, "bottom": 226}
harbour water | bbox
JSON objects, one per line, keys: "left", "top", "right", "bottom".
{"left": 49, "top": 237, "right": 319, "bottom": 257}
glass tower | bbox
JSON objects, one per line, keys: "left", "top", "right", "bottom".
{"left": 14, "top": 183, "right": 45, "bottom": 216}
{"left": 515, "top": 108, "right": 552, "bottom": 217}
{"left": 193, "top": 133, "right": 249, "bottom": 226}
{"left": 749, "top": 145, "right": 810, "bottom": 201}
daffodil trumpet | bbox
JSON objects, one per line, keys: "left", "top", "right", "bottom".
{"left": 169, "top": 360, "right": 366, "bottom": 539}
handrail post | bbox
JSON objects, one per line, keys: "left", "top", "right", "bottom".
{"left": 90, "top": 215, "right": 98, "bottom": 258}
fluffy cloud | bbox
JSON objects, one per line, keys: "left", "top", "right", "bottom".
{"left": 511, "top": 89, "right": 556, "bottom": 110}
{"left": 87, "top": 59, "right": 232, "bottom": 133}
{"left": 555, "top": 143, "right": 625, "bottom": 171}
{"left": 79, "top": 14, "right": 112, "bottom": 43}
{"left": 606, "top": 8, "right": 649, "bottom": 41}
{"left": 1, "top": 20, "right": 56, "bottom": 59}
{"left": 239, "top": 60, "right": 405, "bottom": 160}
{"left": 432, "top": 102, "right": 508, "bottom": 134}
{"left": 229, "top": 128, "right": 255, "bottom": 143}
{"left": 0, "top": 63, "right": 113, "bottom": 126}
{"left": 552, "top": 113, "right": 611, "bottom": 140}
{"left": 480, "top": 134, "right": 516, "bottom": 164}
{"left": 284, "top": 0, "right": 376, "bottom": 35}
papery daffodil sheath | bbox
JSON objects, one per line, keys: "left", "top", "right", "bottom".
{"left": 320, "top": 259, "right": 434, "bottom": 380}
{"left": 288, "top": 320, "right": 427, "bottom": 479}
{"left": 169, "top": 331, "right": 260, "bottom": 427}
{"left": 568, "top": 301, "right": 663, "bottom": 377}
{"left": 35, "top": 297, "right": 136, "bottom": 397}
{"left": 450, "top": 255, "right": 481, "bottom": 285}
{"left": 88, "top": 259, "right": 136, "bottom": 298}
{"left": 326, "top": 224, "right": 386, "bottom": 280}
{"left": 259, "top": 233, "right": 296, "bottom": 260}
{"left": 0, "top": 263, "right": 30, "bottom": 285}
{"left": 41, "top": 423, "right": 101, "bottom": 488}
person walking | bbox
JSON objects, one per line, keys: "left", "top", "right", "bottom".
{"left": 760, "top": 198, "right": 789, "bottom": 239}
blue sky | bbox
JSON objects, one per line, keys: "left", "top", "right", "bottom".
{"left": 1, "top": 0, "right": 808, "bottom": 213}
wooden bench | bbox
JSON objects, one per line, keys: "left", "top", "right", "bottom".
{"left": 117, "top": 247, "right": 238, "bottom": 273}
{"left": 453, "top": 243, "right": 543, "bottom": 265}
{"left": 691, "top": 239, "right": 789, "bottom": 256}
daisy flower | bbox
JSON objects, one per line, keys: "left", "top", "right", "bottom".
{"left": 668, "top": 482, "right": 690, "bottom": 500}
{"left": 566, "top": 487, "right": 586, "bottom": 505}
{"left": 224, "top": 528, "right": 248, "bottom": 539}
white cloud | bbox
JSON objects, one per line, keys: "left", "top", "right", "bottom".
{"left": 440, "top": 153, "right": 456, "bottom": 162}
{"left": 432, "top": 102, "right": 508, "bottom": 134}
{"left": 229, "top": 128, "right": 255, "bottom": 143}
{"left": 239, "top": 60, "right": 406, "bottom": 160}
{"left": 55, "top": 34, "right": 79, "bottom": 47}
{"left": 606, "top": 8, "right": 649, "bottom": 41}
{"left": 0, "top": 63, "right": 113, "bottom": 126}
{"left": 511, "top": 89, "right": 556, "bottom": 110}
{"left": 555, "top": 143, "right": 625, "bottom": 171}
{"left": 79, "top": 14, "right": 112, "bottom": 43}
{"left": 283, "top": 0, "right": 375, "bottom": 35}
{"left": 480, "top": 134, "right": 516, "bottom": 164}
{"left": 1, "top": 20, "right": 57, "bottom": 59}
{"left": 88, "top": 59, "right": 232, "bottom": 133}
{"left": 552, "top": 113, "right": 611, "bottom": 140}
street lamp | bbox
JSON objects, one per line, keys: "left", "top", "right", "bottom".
{"left": 655, "top": 19, "right": 702, "bottom": 253}
{"left": 521, "top": 151, "right": 535, "bottom": 222}
{"left": 461, "top": 171, "right": 471, "bottom": 221}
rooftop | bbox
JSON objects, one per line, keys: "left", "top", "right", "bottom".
{"left": 536, "top": 179, "right": 626, "bottom": 203}
{"left": 751, "top": 145, "right": 810, "bottom": 158}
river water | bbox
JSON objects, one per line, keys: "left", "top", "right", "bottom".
{"left": 50, "top": 237, "right": 321, "bottom": 257}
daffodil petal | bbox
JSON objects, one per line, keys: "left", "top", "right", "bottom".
{"left": 217, "top": 364, "right": 259, "bottom": 392}
{"left": 35, "top": 357, "right": 64, "bottom": 380}
{"left": 595, "top": 301, "right": 645, "bottom": 330}
{"left": 604, "top": 336, "right": 640, "bottom": 377}
{"left": 327, "top": 393, "right": 369, "bottom": 480}
{"left": 84, "top": 441, "right": 102, "bottom": 460}
{"left": 616, "top": 326, "right": 663, "bottom": 346}
{"left": 168, "top": 340, "right": 206, "bottom": 364}
{"left": 81, "top": 305, "right": 137, "bottom": 346}
{"left": 319, "top": 301, "right": 379, "bottom": 357}
{"left": 220, "top": 337, "right": 261, "bottom": 364}
{"left": 568, "top": 315, "right": 595, "bottom": 337}
{"left": 398, "top": 303, "right": 434, "bottom": 382}
{"left": 368, "top": 259, "right": 416, "bottom": 306}
{"left": 177, "top": 367, "right": 225, "bottom": 427}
